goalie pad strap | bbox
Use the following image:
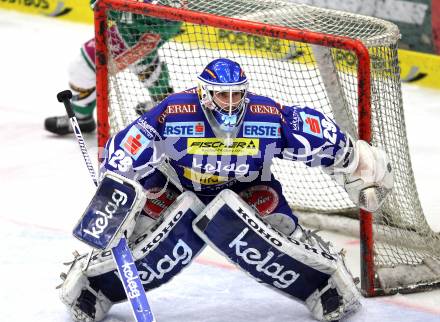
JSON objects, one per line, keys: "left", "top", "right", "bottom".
{"left": 193, "top": 189, "right": 338, "bottom": 302}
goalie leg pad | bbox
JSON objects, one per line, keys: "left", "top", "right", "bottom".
{"left": 193, "top": 189, "right": 361, "bottom": 321}
{"left": 305, "top": 255, "right": 362, "bottom": 321}
{"left": 60, "top": 191, "right": 206, "bottom": 314}
{"left": 90, "top": 191, "right": 205, "bottom": 301}
{"left": 193, "top": 189, "right": 335, "bottom": 299}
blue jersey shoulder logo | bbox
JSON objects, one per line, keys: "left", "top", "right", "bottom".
{"left": 299, "top": 112, "right": 323, "bottom": 138}
{"left": 120, "top": 126, "right": 151, "bottom": 160}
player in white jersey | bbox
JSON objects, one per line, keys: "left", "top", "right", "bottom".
{"left": 44, "top": 0, "right": 183, "bottom": 135}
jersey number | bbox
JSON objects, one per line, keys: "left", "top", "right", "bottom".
{"left": 108, "top": 149, "right": 133, "bottom": 172}
{"left": 321, "top": 119, "right": 337, "bottom": 144}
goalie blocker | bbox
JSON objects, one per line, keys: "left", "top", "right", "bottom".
{"left": 72, "top": 171, "right": 147, "bottom": 250}
{"left": 193, "top": 190, "right": 361, "bottom": 322}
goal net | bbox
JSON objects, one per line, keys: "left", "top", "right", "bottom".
{"left": 94, "top": 0, "right": 440, "bottom": 296}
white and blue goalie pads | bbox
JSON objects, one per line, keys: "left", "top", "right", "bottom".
{"left": 69, "top": 191, "right": 206, "bottom": 302}
{"left": 193, "top": 189, "right": 361, "bottom": 321}
{"left": 59, "top": 191, "right": 207, "bottom": 321}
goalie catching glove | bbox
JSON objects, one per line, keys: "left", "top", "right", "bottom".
{"left": 336, "top": 140, "right": 394, "bottom": 212}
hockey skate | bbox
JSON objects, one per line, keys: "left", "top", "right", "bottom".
{"left": 135, "top": 88, "right": 174, "bottom": 115}
{"left": 135, "top": 101, "right": 156, "bottom": 116}
{"left": 295, "top": 228, "right": 361, "bottom": 321}
{"left": 57, "top": 251, "right": 112, "bottom": 322}
{"left": 44, "top": 114, "right": 96, "bottom": 135}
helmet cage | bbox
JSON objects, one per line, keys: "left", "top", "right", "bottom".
{"left": 201, "top": 83, "right": 248, "bottom": 113}
{"left": 198, "top": 82, "right": 249, "bottom": 133}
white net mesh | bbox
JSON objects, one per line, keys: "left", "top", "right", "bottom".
{"left": 98, "top": 0, "right": 440, "bottom": 293}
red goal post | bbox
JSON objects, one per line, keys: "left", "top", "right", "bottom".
{"left": 94, "top": 0, "right": 440, "bottom": 297}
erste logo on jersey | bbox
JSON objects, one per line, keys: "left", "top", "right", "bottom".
{"left": 300, "top": 112, "right": 323, "bottom": 138}
{"left": 158, "top": 104, "right": 197, "bottom": 123}
{"left": 163, "top": 121, "right": 205, "bottom": 137}
{"left": 120, "top": 126, "right": 150, "bottom": 160}
{"left": 243, "top": 122, "right": 281, "bottom": 138}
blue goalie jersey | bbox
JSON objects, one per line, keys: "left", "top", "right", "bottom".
{"left": 101, "top": 89, "right": 353, "bottom": 195}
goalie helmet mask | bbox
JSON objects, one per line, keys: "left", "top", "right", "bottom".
{"left": 198, "top": 59, "right": 249, "bottom": 138}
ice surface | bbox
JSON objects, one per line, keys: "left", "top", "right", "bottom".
{"left": 0, "top": 9, "right": 439, "bottom": 322}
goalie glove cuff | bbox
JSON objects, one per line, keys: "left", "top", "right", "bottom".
{"left": 327, "top": 134, "right": 359, "bottom": 176}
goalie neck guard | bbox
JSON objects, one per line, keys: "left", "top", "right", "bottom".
{"left": 197, "top": 59, "right": 249, "bottom": 138}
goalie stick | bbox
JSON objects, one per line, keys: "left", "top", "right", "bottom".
{"left": 57, "top": 90, "right": 156, "bottom": 322}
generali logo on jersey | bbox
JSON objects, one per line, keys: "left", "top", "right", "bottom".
{"left": 249, "top": 104, "right": 281, "bottom": 115}
{"left": 158, "top": 104, "right": 198, "bottom": 123}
